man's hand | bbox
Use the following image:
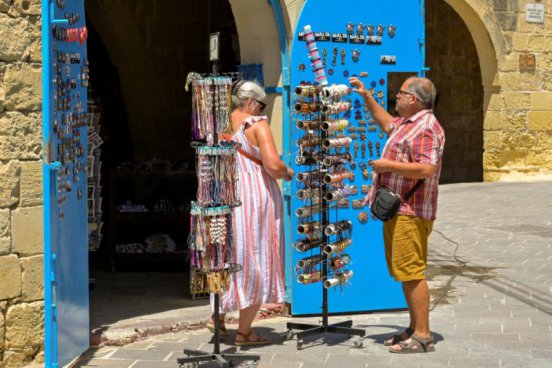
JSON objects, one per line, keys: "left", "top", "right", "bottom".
{"left": 349, "top": 77, "right": 368, "bottom": 98}
{"left": 368, "top": 159, "right": 393, "bottom": 174}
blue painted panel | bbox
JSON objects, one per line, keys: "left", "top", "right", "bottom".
{"left": 288, "top": 0, "right": 424, "bottom": 315}
{"left": 43, "top": 0, "right": 90, "bottom": 366}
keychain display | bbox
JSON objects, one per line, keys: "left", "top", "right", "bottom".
{"left": 190, "top": 76, "right": 232, "bottom": 144}
{"left": 195, "top": 145, "right": 240, "bottom": 207}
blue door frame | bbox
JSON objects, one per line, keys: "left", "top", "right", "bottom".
{"left": 42, "top": 1, "right": 90, "bottom": 366}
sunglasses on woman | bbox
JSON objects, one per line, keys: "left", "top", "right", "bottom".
{"left": 255, "top": 99, "right": 267, "bottom": 113}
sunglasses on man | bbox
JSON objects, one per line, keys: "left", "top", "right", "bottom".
{"left": 396, "top": 89, "right": 416, "bottom": 98}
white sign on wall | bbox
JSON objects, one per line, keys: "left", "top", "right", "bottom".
{"left": 526, "top": 3, "right": 545, "bottom": 24}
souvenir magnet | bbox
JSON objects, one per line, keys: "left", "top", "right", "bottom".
{"left": 338, "top": 199, "right": 350, "bottom": 209}
{"left": 377, "top": 24, "right": 384, "bottom": 36}
{"left": 361, "top": 185, "right": 371, "bottom": 194}
{"left": 346, "top": 22, "right": 354, "bottom": 35}
{"left": 360, "top": 71, "right": 368, "bottom": 77}
{"left": 356, "top": 23, "right": 364, "bottom": 35}
{"left": 352, "top": 49, "right": 360, "bottom": 63}
{"left": 388, "top": 25, "right": 396, "bottom": 37}
{"left": 340, "top": 49, "right": 346, "bottom": 65}
{"left": 375, "top": 141, "right": 381, "bottom": 156}
{"left": 366, "top": 24, "right": 374, "bottom": 36}
{"left": 358, "top": 211, "right": 368, "bottom": 224}
{"left": 352, "top": 199, "right": 364, "bottom": 209}
{"left": 381, "top": 55, "right": 397, "bottom": 65}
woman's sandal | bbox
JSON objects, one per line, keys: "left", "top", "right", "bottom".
{"left": 389, "top": 333, "right": 435, "bottom": 354}
{"left": 234, "top": 330, "right": 271, "bottom": 347}
{"left": 383, "top": 327, "right": 414, "bottom": 346}
{"left": 206, "top": 319, "right": 228, "bottom": 338}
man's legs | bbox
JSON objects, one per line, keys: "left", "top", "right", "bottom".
{"left": 403, "top": 279, "right": 430, "bottom": 338}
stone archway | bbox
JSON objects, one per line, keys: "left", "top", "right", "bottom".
{"left": 426, "top": 0, "right": 505, "bottom": 183}
{"left": 229, "top": 0, "right": 287, "bottom": 150}
{"left": 444, "top": 0, "right": 507, "bottom": 100}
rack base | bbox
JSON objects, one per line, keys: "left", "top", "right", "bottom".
{"left": 284, "top": 320, "right": 366, "bottom": 350}
{"left": 177, "top": 349, "right": 260, "bottom": 368}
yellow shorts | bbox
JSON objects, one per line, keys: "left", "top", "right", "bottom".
{"left": 383, "top": 215, "right": 434, "bottom": 282}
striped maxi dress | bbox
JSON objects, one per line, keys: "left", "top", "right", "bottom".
{"left": 215, "top": 115, "right": 286, "bottom": 312}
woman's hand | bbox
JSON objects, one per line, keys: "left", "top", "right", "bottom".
{"left": 284, "top": 167, "right": 294, "bottom": 181}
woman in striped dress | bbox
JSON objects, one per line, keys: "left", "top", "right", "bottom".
{"left": 208, "top": 80, "right": 294, "bottom": 346}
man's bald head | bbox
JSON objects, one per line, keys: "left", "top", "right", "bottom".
{"left": 405, "top": 77, "right": 437, "bottom": 110}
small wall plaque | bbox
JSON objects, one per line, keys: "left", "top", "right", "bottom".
{"left": 519, "top": 53, "right": 536, "bottom": 72}
{"left": 526, "top": 3, "right": 545, "bottom": 24}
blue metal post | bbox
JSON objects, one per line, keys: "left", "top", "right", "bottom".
{"left": 420, "top": 0, "right": 429, "bottom": 76}
{"left": 41, "top": 1, "right": 53, "bottom": 366}
{"left": 267, "top": 0, "right": 293, "bottom": 302}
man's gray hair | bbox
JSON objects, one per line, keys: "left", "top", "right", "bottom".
{"left": 406, "top": 77, "right": 437, "bottom": 109}
{"left": 231, "top": 81, "right": 266, "bottom": 108}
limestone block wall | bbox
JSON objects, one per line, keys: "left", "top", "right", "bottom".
{"left": 481, "top": 0, "right": 552, "bottom": 181}
{"left": 0, "top": 1, "right": 45, "bottom": 367}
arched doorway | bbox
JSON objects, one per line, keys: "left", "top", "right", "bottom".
{"left": 83, "top": 0, "right": 242, "bottom": 333}
{"left": 427, "top": 0, "right": 483, "bottom": 183}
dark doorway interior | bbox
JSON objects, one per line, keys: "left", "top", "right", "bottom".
{"left": 85, "top": 0, "right": 239, "bottom": 330}
{"left": 426, "top": 0, "right": 484, "bottom": 183}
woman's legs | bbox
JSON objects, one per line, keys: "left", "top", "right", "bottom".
{"left": 235, "top": 303, "right": 262, "bottom": 341}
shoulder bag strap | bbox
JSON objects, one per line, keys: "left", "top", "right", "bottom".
{"left": 222, "top": 134, "right": 263, "bottom": 166}
{"left": 403, "top": 179, "right": 424, "bottom": 202}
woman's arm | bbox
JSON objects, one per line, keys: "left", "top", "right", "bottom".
{"left": 253, "top": 120, "right": 292, "bottom": 180}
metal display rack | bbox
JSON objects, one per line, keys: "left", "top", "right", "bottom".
{"left": 283, "top": 82, "right": 365, "bottom": 349}
{"left": 177, "top": 35, "right": 260, "bottom": 367}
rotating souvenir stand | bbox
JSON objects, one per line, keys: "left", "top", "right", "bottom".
{"left": 177, "top": 73, "right": 259, "bottom": 368}
{"left": 283, "top": 84, "right": 365, "bottom": 350}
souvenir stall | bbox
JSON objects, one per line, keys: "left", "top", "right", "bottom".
{"left": 285, "top": 0, "right": 426, "bottom": 316}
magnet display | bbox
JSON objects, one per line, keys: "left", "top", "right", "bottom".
{"left": 287, "top": 0, "right": 424, "bottom": 315}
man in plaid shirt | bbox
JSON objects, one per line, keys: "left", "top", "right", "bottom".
{"left": 350, "top": 76, "right": 445, "bottom": 353}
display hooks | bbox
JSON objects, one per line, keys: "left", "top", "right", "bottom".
{"left": 177, "top": 33, "right": 260, "bottom": 368}
{"left": 283, "top": 24, "right": 365, "bottom": 351}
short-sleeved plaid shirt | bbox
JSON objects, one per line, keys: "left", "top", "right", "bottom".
{"left": 368, "top": 109, "right": 445, "bottom": 220}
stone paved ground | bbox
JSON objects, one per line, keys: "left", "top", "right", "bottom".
{"left": 71, "top": 182, "right": 552, "bottom": 368}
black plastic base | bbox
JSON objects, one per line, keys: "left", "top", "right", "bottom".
{"left": 285, "top": 320, "right": 366, "bottom": 350}
{"left": 177, "top": 349, "right": 260, "bottom": 368}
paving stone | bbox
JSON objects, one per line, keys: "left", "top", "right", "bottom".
{"left": 109, "top": 349, "right": 169, "bottom": 361}
{"left": 449, "top": 356, "right": 500, "bottom": 367}
{"left": 132, "top": 361, "right": 179, "bottom": 368}
{"left": 527, "top": 360, "right": 552, "bottom": 368}
{"left": 271, "top": 351, "right": 328, "bottom": 365}
{"left": 76, "top": 359, "right": 135, "bottom": 368}
{"left": 530, "top": 349, "right": 552, "bottom": 360}
{"left": 325, "top": 353, "right": 373, "bottom": 367}
{"left": 150, "top": 341, "right": 189, "bottom": 353}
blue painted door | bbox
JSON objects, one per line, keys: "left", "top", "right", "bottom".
{"left": 286, "top": 0, "right": 426, "bottom": 315}
{"left": 42, "top": 1, "right": 90, "bottom": 366}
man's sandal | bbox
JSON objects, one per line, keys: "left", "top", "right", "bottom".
{"left": 389, "top": 333, "right": 435, "bottom": 353}
{"left": 234, "top": 330, "right": 271, "bottom": 347}
{"left": 206, "top": 320, "right": 228, "bottom": 338}
{"left": 383, "top": 327, "right": 414, "bottom": 346}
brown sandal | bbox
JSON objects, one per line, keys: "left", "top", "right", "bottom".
{"left": 206, "top": 318, "right": 228, "bottom": 337}
{"left": 383, "top": 327, "right": 414, "bottom": 346}
{"left": 389, "top": 333, "right": 435, "bottom": 354}
{"left": 234, "top": 330, "right": 271, "bottom": 347}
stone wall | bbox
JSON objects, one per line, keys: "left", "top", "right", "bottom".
{"left": 481, "top": 0, "right": 552, "bottom": 181}
{"left": 0, "top": 1, "right": 45, "bottom": 367}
